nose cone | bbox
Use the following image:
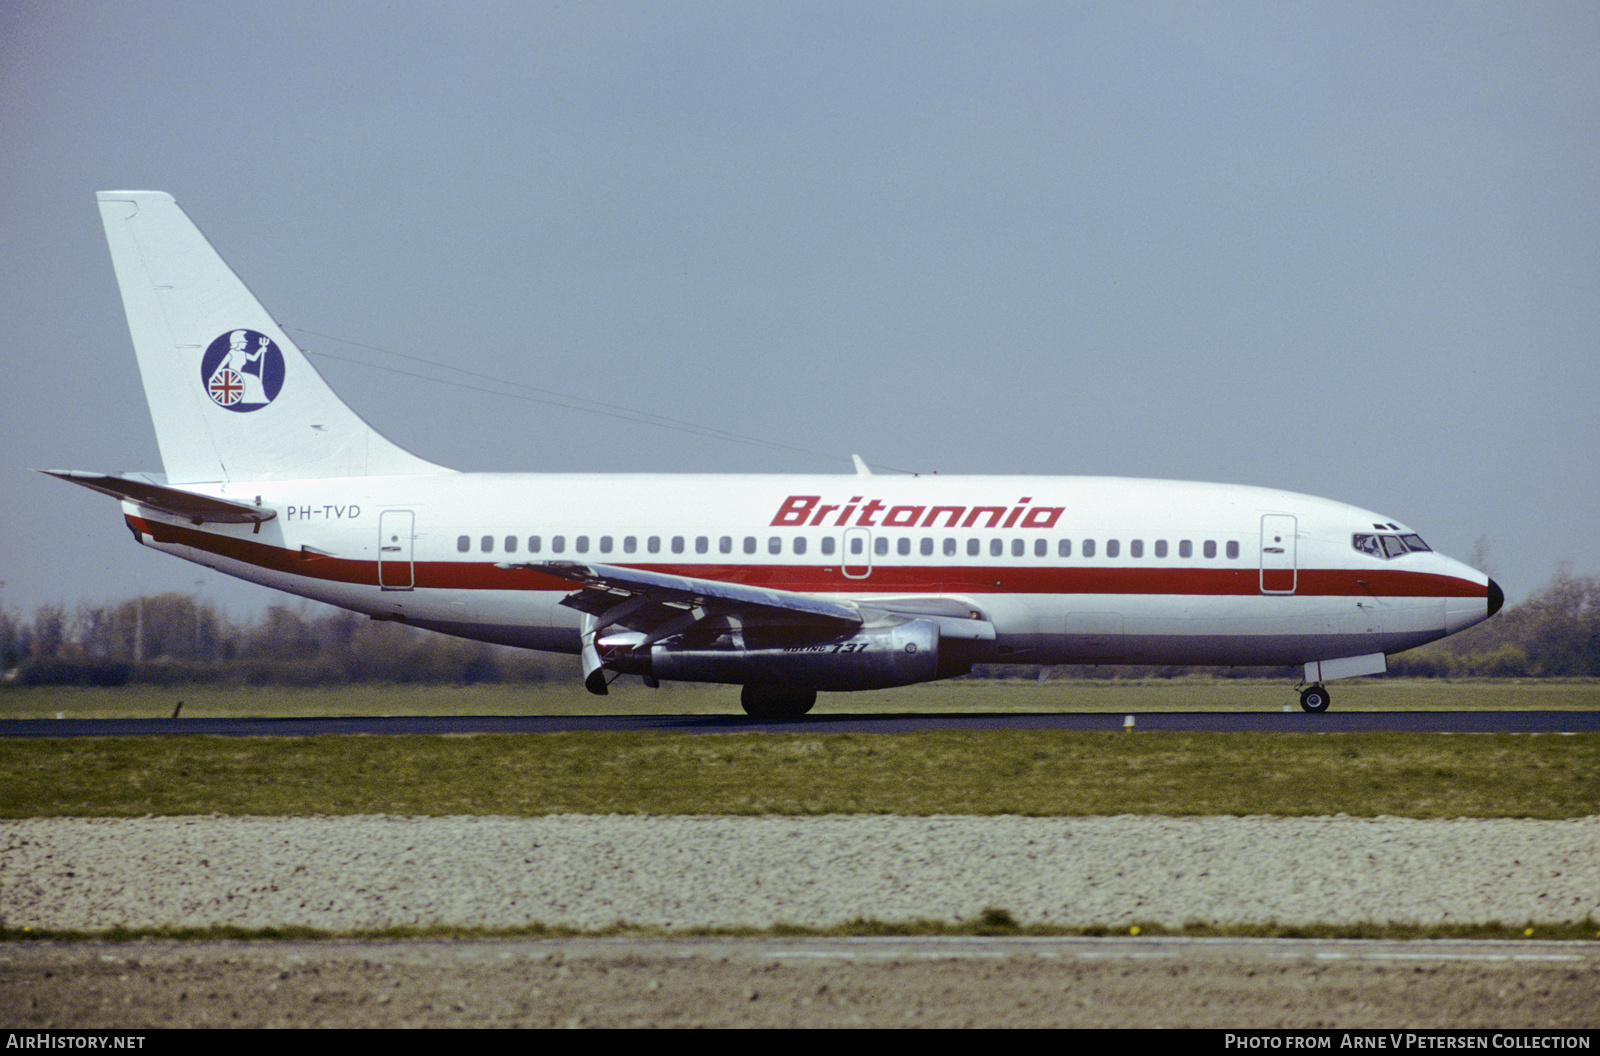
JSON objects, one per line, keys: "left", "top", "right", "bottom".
{"left": 1446, "top": 574, "right": 1505, "bottom": 635}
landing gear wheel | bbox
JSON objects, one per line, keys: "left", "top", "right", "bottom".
{"left": 740, "top": 684, "right": 817, "bottom": 719}
{"left": 1299, "top": 684, "right": 1331, "bottom": 713}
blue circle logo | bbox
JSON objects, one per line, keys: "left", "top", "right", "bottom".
{"left": 200, "top": 330, "right": 284, "bottom": 412}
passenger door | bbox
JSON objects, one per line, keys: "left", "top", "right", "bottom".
{"left": 379, "top": 510, "right": 415, "bottom": 591}
{"left": 1260, "top": 514, "right": 1297, "bottom": 595}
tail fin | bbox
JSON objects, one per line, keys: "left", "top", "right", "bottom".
{"left": 96, "top": 191, "right": 451, "bottom": 483}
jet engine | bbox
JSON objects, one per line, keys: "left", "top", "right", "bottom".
{"left": 619, "top": 616, "right": 948, "bottom": 691}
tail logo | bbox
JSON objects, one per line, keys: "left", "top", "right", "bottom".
{"left": 201, "top": 329, "right": 285, "bottom": 412}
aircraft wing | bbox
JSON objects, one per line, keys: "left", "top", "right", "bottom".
{"left": 521, "top": 560, "right": 864, "bottom": 630}
{"left": 517, "top": 561, "right": 998, "bottom": 640}
{"left": 501, "top": 560, "right": 869, "bottom": 694}
{"left": 39, "top": 470, "right": 277, "bottom": 526}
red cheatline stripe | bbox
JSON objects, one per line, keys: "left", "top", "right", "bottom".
{"left": 128, "top": 516, "right": 1488, "bottom": 599}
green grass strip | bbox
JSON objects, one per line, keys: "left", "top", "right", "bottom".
{"left": 3, "top": 730, "right": 1597, "bottom": 818}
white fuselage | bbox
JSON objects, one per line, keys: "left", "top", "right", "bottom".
{"left": 121, "top": 471, "right": 1495, "bottom": 675}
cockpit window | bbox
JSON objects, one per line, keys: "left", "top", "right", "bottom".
{"left": 1353, "top": 532, "right": 1431, "bottom": 559}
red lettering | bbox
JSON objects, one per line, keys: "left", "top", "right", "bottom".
{"left": 779, "top": 496, "right": 1062, "bottom": 530}
{"left": 772, "top": 495, "right": 819, "bottom": 526}
{"left": 855, "top": 499, "right": 886, "bottom": 526}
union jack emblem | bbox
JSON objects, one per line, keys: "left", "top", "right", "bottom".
{"left": 200, "top": 329, "right": 285, "bottom": 412}
{"left": 208, "top": 368, "right": 245, "bottom": 406}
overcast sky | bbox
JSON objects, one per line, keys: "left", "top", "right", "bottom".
{"left": 2, "top": 1, "right": 1595, "bottom": 624}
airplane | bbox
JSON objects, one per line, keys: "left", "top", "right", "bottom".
{"left": 45, "top": 190, "right": 1504, "bottom": 718}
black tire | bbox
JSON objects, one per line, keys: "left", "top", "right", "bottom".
{"left": 1299, "top": 684, "right": 1331, "bottom": 713}
{"left": 740, "top": 684, "right": 817, "bottom": 719}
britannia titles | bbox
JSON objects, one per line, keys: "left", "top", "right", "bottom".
{"left": 770, "top": 495, "right": 1064, "bottom": 530}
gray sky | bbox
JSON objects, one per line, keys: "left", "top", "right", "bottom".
{"left": 3, "top": 1, "right": 1596, "bottom": 624}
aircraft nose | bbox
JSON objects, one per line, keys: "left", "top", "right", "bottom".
{"left": 1487, "top": 578, "right": 1504, "bottom": 618}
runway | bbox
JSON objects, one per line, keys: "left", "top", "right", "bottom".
{"left": 4, "top": 710, "right": 1597, "bottom": 737}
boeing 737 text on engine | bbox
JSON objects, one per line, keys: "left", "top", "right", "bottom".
{"left": 46, "top": 191, "right": 1503, "bottom": 717}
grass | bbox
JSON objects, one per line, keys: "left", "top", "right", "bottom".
{"left": 2, "top": 676, "right": 1598, "bottom": 719}
{"left": 2, "top": 729, "right": 1596, "bottom": 819}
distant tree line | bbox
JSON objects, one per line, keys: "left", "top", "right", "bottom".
{"left": 2, "top": 568, "right": 1596, "bottom": 686}
{"left": 0, "top": 595, "right": 566, "bottom": 687}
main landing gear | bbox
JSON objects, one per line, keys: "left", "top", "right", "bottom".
{"left": 741, "top": 684, "right": 817, "bottom": 720}
{"left": 1298, "top": 684, "right": 1331, "bottom": 713}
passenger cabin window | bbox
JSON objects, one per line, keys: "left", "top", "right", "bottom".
{"left": 1179, "top": 540, "right": 1192, "bottom": 558}
{"left": 457, "top": 535, "right": 470, "bottom": 553}
{"left": 1154, "top": 540, "right": 1167, "bottom": 558}
{"left": 552, "top": 536, "right": 566, "bottom": 553}
{"left": 1226, "top": 541, "right": 1240, "bottom": 559}
{"left": 505, "top": 536, "right": 517, "bottom": 553}
{"left": 794, "top": 537, "right": 807, "bottom": 556}
{"left": 1203, "top": 541, "right": 1216, "bottom": 559}
{"left": 1129, "top": 540, "right": 1143, "bottom": 558}
{"left": 623, "top": 536, "right": 637, "bottom": 554}
{"left": 1083, "top": 539, "right": 1096, "bottom": 557}
{"left": 480, "top": 535, "right": 494, "bottom": 553}
{"left": 529, "top": 536, "right": 541, "bottom": 553}
{"left": 1058, "top": 539, "right": 1071, "bottom": 558}
{"left": 695, "top": 536, "right": 708, "bottom": 554}
{"left": 1106, "top": 539, "right": 1120, "bottom": 558}
{"left": 821, "top": 537, "right": 836, "bottom": 555}
{"left": 575, "top": 536, "right": 589, "bottom": 553}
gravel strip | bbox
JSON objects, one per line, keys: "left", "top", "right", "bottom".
{"left": 4, "top": 815, "right": 1597, "bottom": 931}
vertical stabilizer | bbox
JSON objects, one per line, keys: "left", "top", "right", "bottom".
{"left": 96, "top": 191, "right": 451, "bottom": 483}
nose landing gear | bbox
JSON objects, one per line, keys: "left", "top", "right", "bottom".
{"left": 1298, "top": 684, "right": 1331, "bottom": 713}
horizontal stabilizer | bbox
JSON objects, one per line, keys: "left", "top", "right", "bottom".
{"left": 39, "top": 470, "right": 276, "bottom": 525}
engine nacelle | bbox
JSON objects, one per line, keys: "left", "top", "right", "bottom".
{"left": 646, "top": 617, "right": 943, "bottom": 691}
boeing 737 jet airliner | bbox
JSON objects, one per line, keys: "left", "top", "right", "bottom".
{"left": 47, "top": 191, "right": 1503, "bottom": 717}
